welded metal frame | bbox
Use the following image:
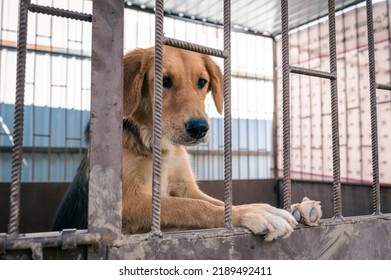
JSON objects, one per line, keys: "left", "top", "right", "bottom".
{"left": 3, "top": 0, "right": 100, "bottom": 260}
{"left": 2, "top": 0, "right": 391, "bottom": 260}
{"left": 150, "top": 0, "right": 233, "bottom": 235}
{"left": 279, "top": 0, "right": 391, "bottom": 217}
{"left": 280, "top": 0, "right": 340, "bottom": 217}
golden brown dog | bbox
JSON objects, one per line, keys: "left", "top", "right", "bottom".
{"left": 121, "top": 46, "right": 297, "bottom": 240}
{"left": 53, "top": 46, "right": 297, "bottom": 241}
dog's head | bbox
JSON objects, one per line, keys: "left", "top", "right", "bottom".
{"left": 123, "top": 46, "right": 223, "bottom": 147}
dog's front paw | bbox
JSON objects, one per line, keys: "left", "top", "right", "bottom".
{"left": 235, "top": 204, "right": 297, "bottom": 242}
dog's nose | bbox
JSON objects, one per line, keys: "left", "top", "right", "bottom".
{"left": 185, "top": 118, "right": 209, "bottom": 140}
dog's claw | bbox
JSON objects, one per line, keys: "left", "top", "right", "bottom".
{"left": 238, "top": 204, "right": 297, "bottom": 241}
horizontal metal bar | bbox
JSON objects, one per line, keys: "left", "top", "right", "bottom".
{"left": 0, "top": 146, "right": 269, "bottom": 157}
{"left": 163, "top": 37, "right": 227, "bottom": 58}
{"left": 290, "top": 65, "right": 337, "bottom": 80}
{"left": 28, "top": 3, "right": 92, "bottom": 22}
{"left": 3, "top": 231, "right": 100, "bottom": 251}
{"left": 377, "top": 83, "right": 391, "bottom": 91}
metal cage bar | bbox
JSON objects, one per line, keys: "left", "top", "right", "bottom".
{"left": 280, "top": 0, "right": 292, "bottom": 210}
{"left": 27, "top": 3, "right": 92, "bottom": 22}
{"left": 290, "top": 65, "right": 337, "bottom": 80}
{"left": 8, "top": 0, "right": 30, "bottom": 237}
{"left": 223, "top": 0, "right": 233, "bottom": 230}
{"left": 328, "top": 0, "right": 343, "bottom": 219}
{"left": 377, "top": 83, "right": 391, "bottom": 91}
{"left": 365, "top": 0, "right": 382, "bottom": 215}
{"left": 163, "top": 37, "right": 227, "bottom": 58}
{"left": 151, "top": 0, "right": 164, "bottom": 237}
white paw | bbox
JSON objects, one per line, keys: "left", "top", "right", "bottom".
{"left": 291, "top": 197, "right": 322, "bottom": 226}
{"left": 237, "top": 204, "right": 297, "bottom": 242}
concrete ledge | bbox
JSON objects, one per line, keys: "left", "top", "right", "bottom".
{"left": 108, "top": 215, "right": 391, "bottom": 260}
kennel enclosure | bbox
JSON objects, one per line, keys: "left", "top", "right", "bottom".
{"left": 0, "top": 0, "right": 391, "bottom": 259}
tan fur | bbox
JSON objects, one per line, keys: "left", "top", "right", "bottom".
{"left": 121, "top": 46, "right": 297, "bottom": 241}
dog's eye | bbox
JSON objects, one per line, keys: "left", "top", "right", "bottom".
{"left": 163, "top": 77, "right": 173, "bottom": 89}
{"left": 197, "top": 78, "right": 208, "bottom": 90}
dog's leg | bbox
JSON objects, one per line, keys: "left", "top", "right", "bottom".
{"left": 122, "top": 194, "right": 297, "bottom": 241}
{"left": 167, "top": 159, "right": 224, "bottom": 206}
{"left": 179, "top": 183, "right": 224, "bottom": 206}
{"left": 122, "top": 194, "right": 225, "bottom": 233}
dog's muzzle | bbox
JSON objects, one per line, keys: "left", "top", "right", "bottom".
{"left": 185, "top": 118, "right": 209, "bottom": 140}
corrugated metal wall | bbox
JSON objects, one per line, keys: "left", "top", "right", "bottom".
{"left": 0, "top": 0, "right": 91, "bottom": 182}
{"left": 0, "top": 0, "right": 274, "bottom": 182}
{"left": 276, "top": 1, "right": 391, "bottom": 184}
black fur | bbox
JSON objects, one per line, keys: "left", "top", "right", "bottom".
{"left": 51, "top": 124, "right": 91, "bottom": 231}
{"left": 52, "top": 120, "right": 139, "bottom": 231}
{"left": 52, "top": 156, "right": 89, "bottom": 230}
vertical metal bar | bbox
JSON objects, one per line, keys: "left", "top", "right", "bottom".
{"left": 223, "top": 0, "right": 233, "bottom": 229}
{"left": 280, "top": 0, "right": 291, "bottom": 211}
{"left": 365, "top": 0, "right": 381, "bottom": 215}
{"left": 8, "top": 0, "right": 30, "bottom": 237}
{"left": 88, "top": 0, "right": 123, "bottom": 258}
{"left": 151, "top": 0, "right": 164, "bottom": 237}
{"left": 328, "top": 0, "right": 343, "bottom": 219}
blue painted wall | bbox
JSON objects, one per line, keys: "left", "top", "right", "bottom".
{"left": 0, "top": 103, "right": 272, "bottom": 181}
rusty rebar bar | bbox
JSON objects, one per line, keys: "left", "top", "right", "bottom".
{"left": 290, "top": 65, "right": 336, "bottom": 80}
{"left": 223, "top": 0, "right": 233, "bottom": 230}
{"left": 8, "top": 0, "right": 29, "bottom": 237}
{"left": 151, "top": 0, "right": 164, "bottom": 237}
{"left": 280, "top": 0, "right": 291, "bottom": 211}
{"left": 377, "top": 83, "right": 391, "bottom": 91}
{"left": 164, "top": 37, "right": 227, "bottom": 58}
{"left": 28, "top": 3, "right": 92, "bottom": 22}
{"left": 328, "top": 0, "right": 343, "bottom": 219}
{"left": 366, "top": 0, "right": 381, "bottom": 215}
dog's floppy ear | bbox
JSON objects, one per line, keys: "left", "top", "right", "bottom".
{"left": 203, "top": 56, "right": 224, "bottom": 114}
{"left": 123, "top": 48, "right": 151, "bottom": 117}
